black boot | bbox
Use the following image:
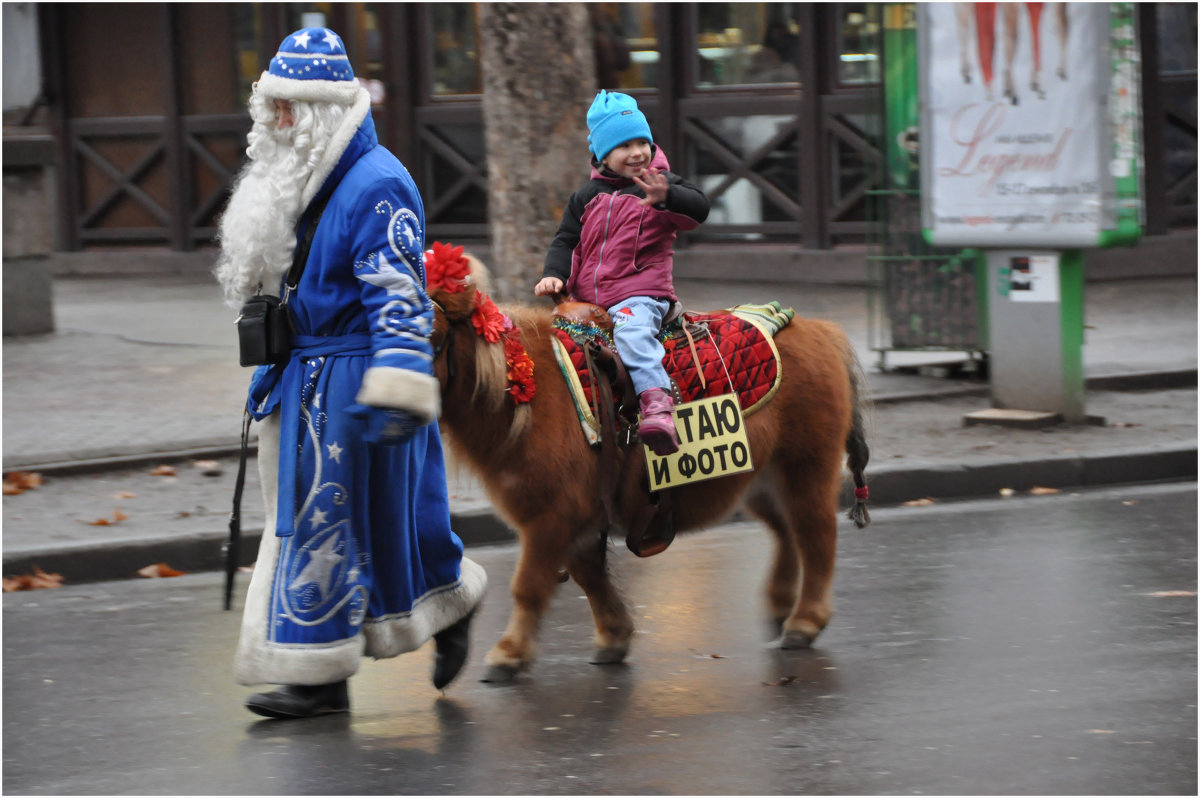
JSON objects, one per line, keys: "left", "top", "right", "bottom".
{"left": 432, "top": 609, "right": 476, "bottom": 690}
{"left": 245, "top": 680, "right": 349, "bottom": 719}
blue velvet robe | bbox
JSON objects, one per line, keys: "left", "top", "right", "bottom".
{"left": 234, "top": 94, "right": 486, "bottom": 686}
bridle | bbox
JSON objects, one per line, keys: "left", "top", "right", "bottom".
{"left": 429, "top": 298, "right": 456, "bottom": 384}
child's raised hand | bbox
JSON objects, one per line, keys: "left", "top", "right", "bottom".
{"left": 634, "top": 168, "right": 669, "bottom": 207}
{"left": 534, "top": 276, "right": 564, "bottom": 297}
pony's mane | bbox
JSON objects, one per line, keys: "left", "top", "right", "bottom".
{"left": 461, "top": 254, "right": 536, "bottom": 444}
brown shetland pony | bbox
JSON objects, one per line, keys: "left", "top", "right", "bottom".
{"left": 429, "top": 257, "right": 870, "bottom": 683}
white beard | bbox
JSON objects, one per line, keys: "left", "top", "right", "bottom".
{"left": 214, "top": 94, "right": 346, "bottom": 307}
{"left": 214, "top": 124, "right": 312, "bottom": 307}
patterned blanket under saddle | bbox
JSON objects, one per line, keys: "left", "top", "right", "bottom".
{"left": 551, "top": 302, "right": 795, "bottom": 445}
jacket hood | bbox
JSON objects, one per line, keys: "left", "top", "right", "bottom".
{"left": 589, "top": 144, "right": 671, "bottom": 184}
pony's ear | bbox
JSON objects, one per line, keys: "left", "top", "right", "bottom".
{"left": 463, "top": 253, "right": 491, "bottom": 296}
{"left": 427, "top": 249, "right": 491, "bottom": 321}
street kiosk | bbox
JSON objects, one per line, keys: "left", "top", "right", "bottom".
{"left": 917, "top": 2, "right": 1143, "bottom": 424}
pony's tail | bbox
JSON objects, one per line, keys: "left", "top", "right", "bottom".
{"left": 839, "top": 338, "right": 872, "bottom": 529}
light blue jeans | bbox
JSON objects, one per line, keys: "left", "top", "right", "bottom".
{"left": 607, "top": 296, "right": 671, "bottom": 396}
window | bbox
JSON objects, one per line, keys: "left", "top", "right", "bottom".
{"left": 431, "top": 5, "right": 481, "bottom": 96}
{"left": 1157, "top": 3, "right": 1198, "bottom": 74}
{"left": 694, "top": 3, "right": 803, "bottom": 88}
{"left": 593, "top": 3, "right": 659, "bottom": 90}
{"left": 835, "top": 3, "right": 880, "bottom": 85}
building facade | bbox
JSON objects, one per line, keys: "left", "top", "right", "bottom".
{"left": 22, "top": 3, "right": 1198, "bottom": 253}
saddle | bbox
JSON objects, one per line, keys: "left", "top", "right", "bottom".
{"left": 551, "top": 297, "right": 794, "bottom": 560}
{"left": 552, "top": 299, "right": 668, "bottom": 558}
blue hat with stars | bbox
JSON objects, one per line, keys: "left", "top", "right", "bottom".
{"left": 256, "top": 27, "right": 359, "bottom": 105}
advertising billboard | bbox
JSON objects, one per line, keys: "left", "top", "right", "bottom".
{"left": 919, "top": 3, "right": 1139, "bottom": 247}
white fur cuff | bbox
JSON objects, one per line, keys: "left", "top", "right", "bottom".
{"left": 256, "top": 71, "right": 362, "bottom": 106}
{"left": 356, "top": 366, "right": 441, "bottom": 423}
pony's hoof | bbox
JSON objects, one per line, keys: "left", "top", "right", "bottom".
{"left": 480, "top": 664, "right": 521, "bottom": 683}
{"left": 777, "top": 630, "right": 815, "bottom": 650}
{"left": 767, "top": 617, "right": 786, "bottom": 640}
{"left": 589, "top": 647, "right": 628, "bottom": 665}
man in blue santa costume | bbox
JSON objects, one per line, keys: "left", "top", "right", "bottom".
{"left": 215, "top": 27, "right": 487, "bottom": 720}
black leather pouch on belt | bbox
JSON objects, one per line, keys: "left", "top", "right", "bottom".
{"left": 237, "top": 294, "right": 291, "bottom": 366}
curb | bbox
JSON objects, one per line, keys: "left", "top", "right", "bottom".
{"left": 5, "top": 369, "right": 1194, "bottom": 476}
{"left": 1, "top": 509, "right": 518, "bottom": 590}
{"left": 5, "top": 444, "right": 1194, "bottom": 587}
{"left": 844, "top": 443, "right": 1198, "bottom": 505}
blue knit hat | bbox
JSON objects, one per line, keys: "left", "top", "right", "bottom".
{"left": 255, "top": 28, "right": 360, "bottom": 105}
{"left": 587, "top": 91, "right": 653, "bottom": 163}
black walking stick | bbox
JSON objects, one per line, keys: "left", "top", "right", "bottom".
{"left": 224, "top": 409, "right": 252, "bottom": 610}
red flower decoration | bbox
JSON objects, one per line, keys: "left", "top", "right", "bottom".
{"left": 425, "top": 241, "right": 470, "bottom": 294}
{"left": 460, "top": 284, "right": 536, "bottom": 405}
{"left": 503, "top": 336, "right": 537, "bottom": 403}
{"left": 472, "top": 291, "right": 507, "bottom": 344}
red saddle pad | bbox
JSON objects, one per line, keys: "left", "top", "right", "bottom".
{"left": 553, "top": 310, "right": 783, "bottom": 415}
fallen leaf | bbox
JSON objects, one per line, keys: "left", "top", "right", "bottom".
{"left": 763, "top": 675, "right": 798, "bottom": 686}
{"left": 150, "top": 465, "right": 177, "bottom": 477}
{"left": 82, "top": 509, "right": 128, "bottom": 526}
{"left": 113, "top": 491, "right": 137, "bottom": 500}
{"left": 1142, "top": 590, "right": 1196, "bottom": 598}
{"left": 137, "top": 563, "right": 186, "bottom": 578}
{"left": 999, "top": 487, "right": 1015, "bottom": 497}
{"left": 709, "top": 653, "right": 725, "bottom": 659}
{"left": 903, "top": 497, "right": 936, "bottom": 507}
{"left": 1121, "top": 500, "right": 1140, "bottom": 506}
{"left": 194, "top": 460, "right": 224, "bottom": 477}
{"left": 2, "top": 566, "right": 64, "bottom": 591}
{"left": 3, "top": 471, "right": 44, "bottom": 495}
{"left": 175, "top": 511, "right": 192, "bottom": 519}
{"left": 1109, "top": 421, "right": 1139, "bottom": 428}
{"left": 1030, "top": 486, "right": 1060, "bottom": 495}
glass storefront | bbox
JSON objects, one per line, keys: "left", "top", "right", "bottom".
{"left": 226, "top": 3, "right": 885, "bottom": 243}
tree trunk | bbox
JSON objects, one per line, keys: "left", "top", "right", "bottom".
{"left": 478, "top": 3, "right": 595, "bottom": 302}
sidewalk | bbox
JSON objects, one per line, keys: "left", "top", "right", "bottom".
{"left": 2, "top": 271, "right": 1195, "bottom": 584}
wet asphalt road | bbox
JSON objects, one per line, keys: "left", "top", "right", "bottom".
{"left": 3, "top": 483, "right": 1196, "bottom": 796}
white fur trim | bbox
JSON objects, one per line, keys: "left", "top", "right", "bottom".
{"left": 356, "top": 367, "right": 441, "bottom": 423}
{"left": 301, "top": 87, "right": 372, "bottom": 210}
{"left": 363, "top": 557, "right": 488, "bottom": 659}
{"left": 234, "top": 413, "right": 365, "bottom": 686}
{"left": 256, "top": 70, "right": 362, "bottom": 107}
{"left": 233, "top": 414, "right": 486, "bottom": 685}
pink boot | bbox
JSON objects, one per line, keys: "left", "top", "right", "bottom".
{"left": 638, "top": 388, "right": 680, "bottom": 456}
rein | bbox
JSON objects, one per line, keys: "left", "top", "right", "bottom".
{"left": 430, "top": 299, "right": 455, "bottom": 384}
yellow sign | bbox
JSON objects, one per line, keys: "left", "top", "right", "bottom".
{"left": 645, "top": 394, "right": 754, "bottom": 490}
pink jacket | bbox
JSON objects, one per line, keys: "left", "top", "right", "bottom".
{"left": 544, "top": 147, "right": 710, "bottom": 309}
